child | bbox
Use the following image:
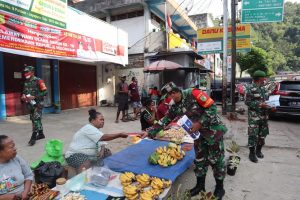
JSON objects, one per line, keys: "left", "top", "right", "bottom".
{"left": 140, "top": 99, "right": 157, "bottom": 131}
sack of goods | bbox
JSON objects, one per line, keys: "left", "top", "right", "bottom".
{"left": 34, "top": 161, "right": 64, "bottom": 188}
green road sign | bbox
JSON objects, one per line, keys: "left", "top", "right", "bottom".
{"left": 242, "top": 8, "right": 283, "bottom": 23}
{"left": 242, "top": 0, "right": 284, "bottom": 9}
{"left": 241, "top": 0, "right": 284, "bottom": 23}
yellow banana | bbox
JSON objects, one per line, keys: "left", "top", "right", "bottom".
{"left": 140, "top": 190, "right": 154, "bottom": 200}
{"left": 126, "top": 193, "right": 139, "bottom": 200}
{"left": 170, "top": 157, "right": 177, "bottom": 165}
{"left": 163, "top": 146, "right": 167, "bottom": 152}
{"left": 123, "top": 185, "right": 138, "bottom": 195}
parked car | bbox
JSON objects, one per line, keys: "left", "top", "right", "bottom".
{"left": 211, "top": 80, "right": 239, "bottom": 103}
{"left": 269, "top": 80, "right": 300, "bottom": 117}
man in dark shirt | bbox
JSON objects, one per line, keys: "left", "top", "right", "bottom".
{"left": 128, "top": 77, "right": 142, "bottom": 120}
{"left": 115, "top": 74, "right": 129, "bottom": 123}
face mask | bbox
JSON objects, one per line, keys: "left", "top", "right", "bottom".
{"left": 24, "top": 72, "right": 31, "bottom": 79}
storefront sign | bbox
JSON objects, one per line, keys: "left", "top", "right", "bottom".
{"left": 0, "top": 0, "right": 67, "bottom": 28}
{"left": 198, "top": 25, "right": 251, "bottom": 39}
{"left": 168, "top": 32, "right": 190, "bottom": 49}
{"left": 197, "top": 24, "right": 252, "bottom": 54}
{"left": 0, "top": 11, "right": 127, "bottom": 64}
{"left": 102, "top": 42, "right": 117, "bottom": 55}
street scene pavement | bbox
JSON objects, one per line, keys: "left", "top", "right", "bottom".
{"left": 1, "top": 104, "right": 299, "bottom": 200}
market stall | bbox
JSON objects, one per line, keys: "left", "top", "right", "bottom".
{"left": 47, "top": 138, "right": 195, "bottom": 200}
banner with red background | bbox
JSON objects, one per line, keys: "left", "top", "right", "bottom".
{"left": 0, "top": 11, "right": 127, "bottom": 64}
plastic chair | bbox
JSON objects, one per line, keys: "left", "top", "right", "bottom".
{"left": 31, "top": 139, "right": 65, "bottom": 169}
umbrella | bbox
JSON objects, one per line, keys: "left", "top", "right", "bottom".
{"left": 144, "top": 60, "right": 183, "bottom": 71}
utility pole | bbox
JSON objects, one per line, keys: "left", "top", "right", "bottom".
{"left": 231, "top": 0, "right": 237, "bottom": 112}
{"left": 222, "top": 0, "right": 228, "bottom": 115}
{"left": 165, "top": 2, "right": 169, "bottom": 51}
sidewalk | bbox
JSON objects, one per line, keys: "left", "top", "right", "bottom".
{"left": 1, "top": 105, "right": 299, "bottom": 200}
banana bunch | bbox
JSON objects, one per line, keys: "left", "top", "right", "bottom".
{"left": 136, "top": 173, "right": 151, "bottom": 187}
{"left": 140, "top": 190, "right": 155, "bottom": 200}
{"left": 151, "top": 177, "right": 172, "bottom": 190}
{"left": 157, "top": 153, "right": 176, "bottom": 167}
{"left": 156, "top": 146, "right": 168, "bottom": 154}
{"left": 123, "top": 185, "right": 139, "bottom": 200}
{"left": 168, "top": 145, "right": 185, "bottom": 161}
{"left": 150, "top": 177, "right": 164, "bottom": 190}
{"left": 120, "top": 172, "right": 136, "bottom": 186}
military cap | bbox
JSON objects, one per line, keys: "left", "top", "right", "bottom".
{"left": 161, "top": 82, "right": 178, "bottom": 93}
{"left": 23, "top": 65, "right": 35, "bottom": 72}
{"left": 252, "top": 70, "right": 267, "bottom": 78}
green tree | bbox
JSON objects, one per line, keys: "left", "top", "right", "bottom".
{"left": 250, "top": 2, "right": 300, "bottom": 72}
{"left": 237, "top": 46, "right": 272, "bottom": 77}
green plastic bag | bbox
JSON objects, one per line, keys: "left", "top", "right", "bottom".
{"left": 31, "top": 139, "right": 65, "bottom": 169}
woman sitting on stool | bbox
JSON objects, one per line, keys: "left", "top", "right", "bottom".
{"left": 65, "top": 108, "right": 128, "bottom": 174}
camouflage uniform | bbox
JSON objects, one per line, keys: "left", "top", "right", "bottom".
{"left": 245, "top": 82, "right": 275, "bottom": 147}
{"left": 23, "top": 76, "right": 47, "bottom": 133}
{"left": 148, "top": 88, "right": 227, "bottom": 180}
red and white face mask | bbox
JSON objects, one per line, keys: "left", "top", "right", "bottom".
{"left": 24, "top": 72, "right": 32, "bottom": 79}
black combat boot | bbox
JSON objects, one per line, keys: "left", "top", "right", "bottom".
{"left": 256, "top": 145, "right": 264, "bottom": 158}
{"left": 214, "top": 179, "right": 225, "bottom": 200}
{"left": 36, "top": 130, "right": 45, "bottom": 140}
{"left": 28, "top": 132, "right": 37, "bottom": 146}
{"left": 249, "top": 146, "right": 258, "bottom": 163}
{"left": 189, "top": 176, "right": 206, "bottom": 197}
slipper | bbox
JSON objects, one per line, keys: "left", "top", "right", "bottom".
{"left": 121, "top": 119, "right": 129, "bottom": 122}
{"left": 115, "top": 120, "right": 119, "bottom": 123}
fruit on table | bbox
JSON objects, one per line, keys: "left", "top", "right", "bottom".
{"left": 123, "top": 185, "right": 139, "bottom": 200}
{"left": 148, "top": 152, "right": 160, "bottom": 165}
{"left": 120, "top": 172, "right": 172, "bottom": 199}
{"left": 131, "top": 136, "right": 141, "bottom": 144}
{"left": 163, "top": 128, "right": 185, "bottom": 139}
{"left": 150, "top": 177, "right": 172, "bottom": 190}
{"left": 149, "top": 143, "right": 186, "bottom": 167}
{"left": 120, "top": 172, "right": 136, "bottom": 186}
{"left": 136, "top": 173, "right": 151, "bottom": 187}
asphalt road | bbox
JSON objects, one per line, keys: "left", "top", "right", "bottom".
{"left": 1, "top": 106, "right": 299, "bottom": 200}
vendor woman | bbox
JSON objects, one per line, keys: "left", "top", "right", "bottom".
{"left": 0, "top": 135, "right": 33, "bottom": 200}
{"left": 65, "top": 108, "right": 128, "bottom": 173}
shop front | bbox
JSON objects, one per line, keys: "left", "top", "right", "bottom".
{"left": 0, "top": 4, "right": 128, "bottom": 120}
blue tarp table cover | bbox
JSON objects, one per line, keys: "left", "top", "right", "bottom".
{"left": 104, "top": 139, "right": 195, "bottom": 182}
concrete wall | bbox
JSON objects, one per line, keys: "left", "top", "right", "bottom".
{"left": 111, "top": 16, "right": 145, "bottom": 53}
{"left": 97, "top": 63, "right": 117, "bottom": 104}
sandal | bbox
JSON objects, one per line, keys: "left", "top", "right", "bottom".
{"left": 115, "top": 120, "right": 119, "bottom": 123}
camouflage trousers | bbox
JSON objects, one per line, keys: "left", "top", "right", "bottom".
{"left": 194, "top": 134, "right": 225, "bottom": 180}
{"left": 28, "top": 104, "right": 44, "bottom": 133}
{"left": 248, "top": 118, "right": 269, "bottom": 147}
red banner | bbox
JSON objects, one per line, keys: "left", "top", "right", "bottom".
{"left": 0, "top": 11, "right": 124, "bottom": 61}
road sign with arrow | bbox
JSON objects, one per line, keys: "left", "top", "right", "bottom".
{"left": 241, "top": 0, "right": 284, "bottom": 23}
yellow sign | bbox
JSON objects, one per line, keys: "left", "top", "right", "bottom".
{"left": 1, "top": 0, "right": 67, "bottom": 28}
{"left": 168, "top": 32, "right": 190, "bottom": 49}
{"left": 31, "top": 0, "right": 67, "bottom": 23}
{"left": 228, "top": 38, "right": 251, "bottom": 49}
{"left": 197, "top": 24, "right": 251, "bottom": 40}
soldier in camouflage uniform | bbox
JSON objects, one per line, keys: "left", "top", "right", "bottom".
{"left": 147, "top": 82, "right": 227, "bottom": 199}
{"left": 21, "top": 66, "right": 47, "bottom": 146}
{"left": 245, "top": 70, "right": 276, "bottom": 163}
